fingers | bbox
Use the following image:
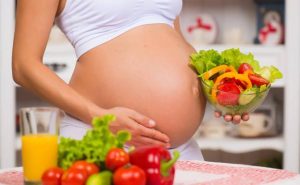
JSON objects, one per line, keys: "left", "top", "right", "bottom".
{"left": 232, "top": 115, "right": 241, "bottom": 124}
{"left": 128, "top": 110, "right": 170, "bottom": 142}
{"left": 224, "top": 113, "right": 249, "bottom": 124}
{"left": 214, "top": 111, "right": 222, "bottom": 118}
{"left": 139, "top": 125, "right": 170, "bottom": 143}
{"left": 125, "top": 118, "right": 170, "bottom": 143}
{"left": 223, "top": 114, "right": 241, "bottom": 124}
{"left": 242, "top": 113, "right": 250, "bottom": 121}
{"left": 129, "top": 110, "right": 156, "bottom": 128}
{"left": 223, "top": 114, "right": 232, "bottom": 122}
{"left": 129, "top": 136, "right": 171, "bottom": 148}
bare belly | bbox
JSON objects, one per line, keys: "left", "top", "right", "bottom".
{"left": 69, "top": 24, "right": 206, "bottom": 147}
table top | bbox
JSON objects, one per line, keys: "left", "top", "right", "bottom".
{"left": 0, "top": 160, "right": 299, "bottom": 185}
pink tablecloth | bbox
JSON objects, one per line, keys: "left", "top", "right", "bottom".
{"left": 0, "top": 160, "right": 299, "bottom": 185}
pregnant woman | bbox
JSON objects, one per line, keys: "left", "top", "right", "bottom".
{"left": 12, "top": 0, "right": 248, "bottom": 160}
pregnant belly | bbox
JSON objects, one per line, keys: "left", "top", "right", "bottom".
{"left": 69, "top": 24, "right": 206, "bottom": 147}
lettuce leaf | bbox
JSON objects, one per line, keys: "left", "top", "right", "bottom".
{"left": 257, "top": 66, "right": 283, "bottom": 83}
{"left": 190, "top": 48, "right": 283, "bottom": 83}
{"left": 190, "top": 49, "right": 222, "bottom": 74}
{"left": 58, "top": 115, "right": 131, "bottom": 169}
{"left": 221, "top": 48, "right": 260, "bottom": 72}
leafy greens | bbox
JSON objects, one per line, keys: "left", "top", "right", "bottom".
{"left": 190, "top": 48, "right": 283, "bottom": 83}
{"left": 58, "top": 115, "right": 131, "bottom": 169}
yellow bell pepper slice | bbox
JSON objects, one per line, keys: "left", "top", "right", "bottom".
{"left": 203, "top": 65, "right": 236, "bottom": 80}
{"left": 211, "top": 72, "right": 252, "bottom": 102}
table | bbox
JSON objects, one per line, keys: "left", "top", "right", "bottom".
{"left": 0, "top": 160, "right": 299, "bottom": 185}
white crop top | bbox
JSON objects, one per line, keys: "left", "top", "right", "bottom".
{"left": 55, "top": 0, "right": 183, "bottom": 58}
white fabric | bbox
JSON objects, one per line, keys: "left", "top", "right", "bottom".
{"left": 55, "top": 0, "right": 183, "bottom": 58}
{"left": 60, "top": 114, "right": 204, "bottom": 161}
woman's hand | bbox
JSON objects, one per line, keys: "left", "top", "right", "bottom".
{"left": 103, "top": 107, "right": 170, "bottom": 148}
{"left": 214, "top": 111, "right": 250, "bottom": 124}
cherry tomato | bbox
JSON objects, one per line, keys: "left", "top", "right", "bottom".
{"left": 105, "top": 148, "right": 129, "bottom": 171}
{"left": 219, "top": 77, "right": 235, "bottom": 85}
{"left": 42, "top": 167, "right": 64, "bottom": 185}
{"left": 217, "top": 82, "right": 241, "bottom": 106}
{"left": 71, "top": 160, "right": 100, "bottom": 176}
{"left": 238, "top": 63, "right": 253, "bottom": 74}
{"left": 113, "top": 165, "right": 146, "bottom": 185}
{"left": 235, "top": 79, "right": 247, "bottom": 90}
{"left": 248, "top": 73, "right": 270, "bottom": 87}
{"left": 61, "top": 168, "right": 88, "bottom": 185}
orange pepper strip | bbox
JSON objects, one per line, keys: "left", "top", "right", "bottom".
{"left": 211, "top": 72, "right": 252, "bottom": 102}
{"left": 244, "top": 70, "right": 254, "bottom": 75}
{"left": 203, "top": 65, "right": 233, "bottom": 80}
{"left": 228, "top": 66, "right": 237, "bottom": 73}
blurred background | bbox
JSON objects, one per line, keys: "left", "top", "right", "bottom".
{"left": 1, "top": 0, "right": 300, "bottom": 173}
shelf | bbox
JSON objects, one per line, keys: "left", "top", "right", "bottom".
{"left": 192, "top": 44, "right": 285, "bottom": 53}
{"left": 196, "top": 136, "right": 284, "bottom": 153}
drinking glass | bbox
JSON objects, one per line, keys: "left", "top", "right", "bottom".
{"left": 20, "top": 107, "right": 62, "bottom": 185}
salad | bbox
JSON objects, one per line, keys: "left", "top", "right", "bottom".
{"left": 190, "top": 48, "right": 283, "bottom": 115}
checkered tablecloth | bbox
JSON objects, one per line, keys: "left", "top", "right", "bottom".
{"left": 0, "top": 160, "right": 299, "bottom": 185}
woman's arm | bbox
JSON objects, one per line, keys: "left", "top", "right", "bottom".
{"left": 13, "top": 0, "right": 102, "bottom": 123}
{"left": 12, "top": 0, "right": 170, "bottom": 146}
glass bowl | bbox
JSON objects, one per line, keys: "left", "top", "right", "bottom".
{"left": 200, "top": 78, "right": 271, "bottom": 115}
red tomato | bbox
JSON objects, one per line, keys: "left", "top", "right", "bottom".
{"left": 113, "top": 165, "right": 146, "bottom": 185}
{"left": 61, "top": 168, "right": 88, "bottom": 185}
{"left": 42, "top": 167, "right": 64, "bottom": 185}
{"left": 71, "top": 160, "right": 99, "bottom": 176}
{"left": 235, "top": 79, "right": 247, "bottom": 90}
{"left": 238, "top": 63, "right": 253, "bottom": 74}
{"left": 105, "top": 148, "right": 129, "bottom": 171}
{"left": 248, "top": 73, "right": 269, "bottom": 87}
{"left": 217, "top": 82, "right": 241, "bottom": 106}
{"left": 219, "top": 78, "right": 235, "bottom": 85}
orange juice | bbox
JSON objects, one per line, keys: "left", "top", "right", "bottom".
{"left": 22, "top": 134, "right": 58, "bottom": 181}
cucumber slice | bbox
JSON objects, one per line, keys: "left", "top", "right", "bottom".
{"left": 238, "top": 89, "right": 257, "bottom": 105}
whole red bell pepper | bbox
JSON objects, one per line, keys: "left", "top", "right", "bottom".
{"left": 129, "top": 145, "right": 180, "bottom": 185}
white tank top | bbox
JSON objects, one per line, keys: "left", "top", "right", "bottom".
{"left": 55, "top": 0, "right": 183, "bottom": 58}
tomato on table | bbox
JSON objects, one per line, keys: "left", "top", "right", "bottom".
{"left": 113, "top": 165, "right": 146, "bottom": 185}
{"left": 61, "top": 168, "right": 88, "bottom": 185}
{"left": 42, "top": 167, "right": 64, "bottom": 185}
{"left": 71, "top": 160, "right": 100, "bottom": 176}
{"left": 105, "top": 148, "right": 129, "bottom": 171}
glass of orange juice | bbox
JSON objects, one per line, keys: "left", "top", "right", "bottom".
{"left": 20, "top": 107, "right": 62, "bottom": 185}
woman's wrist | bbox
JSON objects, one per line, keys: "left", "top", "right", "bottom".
{"left": 86, "top": 103, "right": 107, "bottom": 123}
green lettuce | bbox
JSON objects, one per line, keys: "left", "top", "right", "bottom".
{"left": 58, "top": 115, "right": 131, "bottom": 169}
{"left": 257, "top": 66, "right": 283, "bottom": 83}
{"left": 190, "top": 48, "right": 283, "bottom": 83}
{"left": 221, "top": 49, "right": 260, "bottom": 72}
{"left": 190, "top": 49, "right": 222, "bottom": 75}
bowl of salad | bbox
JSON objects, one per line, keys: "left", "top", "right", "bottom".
{"left": 190, "top": 48, "right": 283, "bottom": 115}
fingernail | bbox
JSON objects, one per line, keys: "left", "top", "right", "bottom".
{"left": 149, "top": 120, "right": 156, "bottom": 126}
